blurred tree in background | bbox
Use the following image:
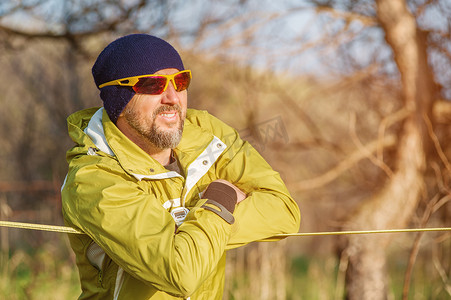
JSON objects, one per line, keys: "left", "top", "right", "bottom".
{"left": 0, "top": 0, "right": 450, "bottom": 299}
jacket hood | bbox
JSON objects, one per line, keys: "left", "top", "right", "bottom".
{"left": 66, "top": 107, "right": 103, "bottom": 161}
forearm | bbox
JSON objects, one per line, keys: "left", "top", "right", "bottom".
{"left": 215, "top": 145, "right": 301, "bottom": 248}
{"left": 226, "top": 190, "right": 300, "bottom": 249}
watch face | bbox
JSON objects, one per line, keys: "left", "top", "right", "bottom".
{"left": 174, "top": 211, "right": 185, "bottom": 217}
{"left": 170, "top": 207, "right": 189, "bottom": 226}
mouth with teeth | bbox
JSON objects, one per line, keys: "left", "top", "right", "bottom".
{"left": 154, "top": 105, "right": 182, "bottom": 127}
{"left": 159, "top": 111, "right": 177, "bottom": 119}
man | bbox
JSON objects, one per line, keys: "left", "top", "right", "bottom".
{"left": 61, "top": 34, "right": 300, "bottom": 300}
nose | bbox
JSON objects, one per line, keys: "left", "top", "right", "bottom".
{"left": 161, "top": 80, "right": 180, "bottom": 105}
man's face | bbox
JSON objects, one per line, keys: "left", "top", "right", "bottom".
{"left": 119, "top": 68, "right": 188, "bottom": 149}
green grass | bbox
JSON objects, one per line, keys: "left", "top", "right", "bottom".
{"left": 286, "top": 257, "right": 337, "bottom": 300}
{"left": 0, "top": 244, "right": 81, "bottom": 300}
{"left": 1, "top": 242, "right": 449, "bottom": 300}
{"left": 224, "top": 250, "right": 450, "bottom": 300}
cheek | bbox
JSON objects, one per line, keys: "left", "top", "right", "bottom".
{"left": 137, "top": 100, "right": 159, "bottom": 117}
{"left": 128, "top": 94, "right": 158, "bottom": 115}
{"left": 180, "top": 92, "right": 188, "bottom": 110}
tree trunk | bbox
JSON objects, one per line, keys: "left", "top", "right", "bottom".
{"left": 343, "top": 0, "right": 437, "bottom": 299}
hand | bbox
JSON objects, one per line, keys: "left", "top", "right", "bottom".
{"left": 211, "top": 179, "right": 247, "bottom": 204}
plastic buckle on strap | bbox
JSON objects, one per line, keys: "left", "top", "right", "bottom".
{"left": 202, "top": 200, "right": 235, "bottom": 224}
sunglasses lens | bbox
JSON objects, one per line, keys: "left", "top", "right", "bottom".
{"left": 133, "top": 77, "right": 167, "bottom": 94}
{"left": 174, "top": 71, "right": 191, "bottom": 92}
{"left": 132, "top": 71, "right": 191, "bottom": 94}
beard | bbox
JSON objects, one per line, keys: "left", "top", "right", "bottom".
{"left": 123, "top": 104, "right": 184, "bottom": 150}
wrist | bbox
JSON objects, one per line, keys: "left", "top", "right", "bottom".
{"left": 202, "top": 181, "right": 238, "bottom": 213}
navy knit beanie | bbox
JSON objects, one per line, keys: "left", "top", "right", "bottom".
{"left": 92, "top": 34, "right": 185, "bottom": 123}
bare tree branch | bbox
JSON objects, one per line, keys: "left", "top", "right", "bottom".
{"left": 291, "top": 133, "right": 396, "bottom": 191}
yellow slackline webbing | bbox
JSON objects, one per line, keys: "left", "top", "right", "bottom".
{"left": 273, "top": 227, "right": 451, "bottom": 237}
{"left": 0, "top": 220, "right": 83, "bottom": 234}
{"left": 0, "top": 220, "right": 450, "bottom": 237}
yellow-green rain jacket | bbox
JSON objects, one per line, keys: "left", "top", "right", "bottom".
{"left": 61, "top": 107, "right": 300, "bottom": 300}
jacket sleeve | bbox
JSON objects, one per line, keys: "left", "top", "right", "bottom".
{"left": 62, "top": 155, "right": 233, "bottom": 297}
{"left": 200, "top": 113, "right": 301, "bottom": 249}
{"left": 221, "top": 139, "right": 301, "bottom": 249}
